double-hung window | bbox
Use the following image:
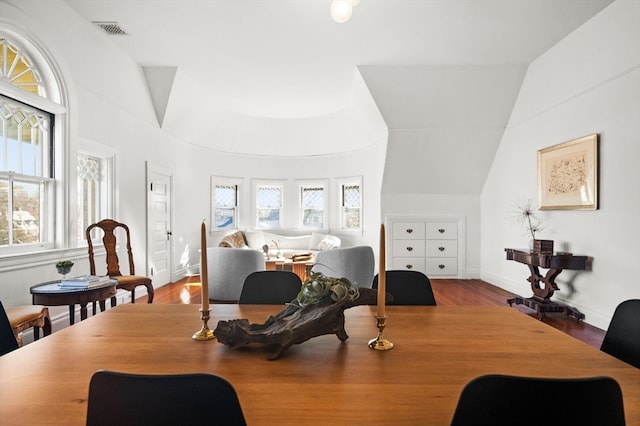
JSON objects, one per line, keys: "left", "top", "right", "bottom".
{"left": 0, "top": 95, "right": 54, "bottom": 249}
{"left": 212, "top": 178, "right": 240, "bottom": 230}
{"left": 338, "top": 177, "right": 362, "bottom": 231}
{"left": 299, "top": 180, "right": 328, "bottom": 229}
{"left": 255, "top": 183, "right": 283, "bottom": 229}
{"left": 1, "top": 33, "right": 65, "bottom": 255}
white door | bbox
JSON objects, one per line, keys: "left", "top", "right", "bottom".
{"left": 146, "top": 162, "right": 173, "bottom": 286}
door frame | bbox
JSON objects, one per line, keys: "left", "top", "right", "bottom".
{"left": 146, "top": 161, "right": 174, "bottom": 285}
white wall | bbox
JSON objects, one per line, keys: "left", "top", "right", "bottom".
{"left": 481, "top": 0, "right": 640, "bottom": 330}
{"left": 0, "top": 0, "right": 386, "bottom": 338}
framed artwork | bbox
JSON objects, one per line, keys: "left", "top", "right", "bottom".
{"left": 537, "top": 134, "right": 598, "bottom": 210}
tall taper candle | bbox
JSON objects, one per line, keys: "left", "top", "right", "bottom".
{"left": 200, "top": 221, "right": 210, "bottom": 311}
{"left": 378, "top": 223, "right": 386, "bottom": 317}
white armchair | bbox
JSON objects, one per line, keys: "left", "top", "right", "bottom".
{"left": 206, "top": 247, "right": 265, "bottom": 302}
{"left": 312, "top": 246, "right": 375, "bottom": 289}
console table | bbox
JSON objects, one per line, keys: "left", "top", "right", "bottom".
{"left": 31, "top": 280, "right": 117, "bottom": 325}
{"left": 504, "top": 248, "right": 592, "bottom": 321}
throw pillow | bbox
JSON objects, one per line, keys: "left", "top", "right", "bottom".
{"left": 308, "top": 232, "right": 328, "bottom": 251}
{"left": 244, "top": 229, "right": 265, "bottom": 249}
{"left": 318, "top": 235, "right": 341, "bottom": 251}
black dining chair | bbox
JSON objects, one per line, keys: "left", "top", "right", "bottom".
{"left": 600, "top": 298, "right": 640, "bottom": 368}
{"left": 0, "top": 301, "right": 20, "bottom": 356}
{"left": 239, "top": 270, "right": 302, "bottom": 304}
{"left": 86, "top": 370, "right": 246, "bottom": 426}
{"left": 450, "top": 374, "right": 625, "bottom": 426}
{"left": 372, "top": 270, "right": 436, "bottom": 305}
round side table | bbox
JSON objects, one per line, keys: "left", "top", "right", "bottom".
{"left": 30, "top": 280, "right": 117, "bottom": 325}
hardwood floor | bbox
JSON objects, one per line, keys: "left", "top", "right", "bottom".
{"left": 431, "top": 279, "right": 606, "bottom": 348}
{"left": 140, "top": 277, "right": 606, "bottom": 349}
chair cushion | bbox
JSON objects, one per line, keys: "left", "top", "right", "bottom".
{"left": 114, "top": 275, "right": 152, "bottom": 290}
{"left": 6, "top": 305, "right": 48, "bottom": 326}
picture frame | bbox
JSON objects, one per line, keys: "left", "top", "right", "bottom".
{"left": 537, "top": 134, "right": 598, "bottom": 210}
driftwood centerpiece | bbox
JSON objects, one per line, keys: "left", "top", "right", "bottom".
{"left": 214, "top": 272, "right": 387, "bottom": 360}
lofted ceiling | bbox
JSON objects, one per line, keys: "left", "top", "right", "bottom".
{"left": 61, "top": 0, "right": 614, "bottom": 189}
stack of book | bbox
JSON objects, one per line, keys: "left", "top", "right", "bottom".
{"left": 59, "top": 275, "right": 112, "bottom": 289}
{"left": 291, "top": 252, "right": 313, "bottom": 262}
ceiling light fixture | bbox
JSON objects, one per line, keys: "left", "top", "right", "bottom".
{"left": 330, "top": 0, "right": 360, "bottom": 24}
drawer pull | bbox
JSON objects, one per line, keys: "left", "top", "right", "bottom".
{"left": 405, "top": 264, "right": 413, "bottom": 269}
{"left": 406, "top": 246, "right": 413, "bottom": 252}
{"left": 438, "top": 246, "right": 445, "bottom": 251}
{"left": 405, "top": 228, "right": 413, "bottom": 234}
{"left": 438, "top": 264, "right": 445, "bottom": 269}
{"left": 438, "top": 228, "right": 445, "bottom": 233}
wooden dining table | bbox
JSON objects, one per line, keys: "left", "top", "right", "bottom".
{"left": 1, "top": 303, "right": 639, "bottom": 425}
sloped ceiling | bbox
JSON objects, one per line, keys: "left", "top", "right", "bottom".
{"left": 360, "top": 64, "right": 528, "bottom": 194}
{"left": 61, "top": 0, "right": 614, "bottom": 192}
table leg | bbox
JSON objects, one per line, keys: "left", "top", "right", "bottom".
{"left": 506, "top": 295, "right": 585, "bottom": 322}
{"left": 291, "top": 263, "right": 308, "bottom": 281}
{"left": 80, "top": 304, "right": 88, "bottom": 321}
{"left": 526, "top": 265, "right": 562, "bottom": 299}
{"left": 507, "top": 296, "right": 525, "bottom": 307}
{"left": 68, "top": 305, "right": 75, "bottom": 325}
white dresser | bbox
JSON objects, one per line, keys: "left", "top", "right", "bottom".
{"left": 386, "top": 215, "right": 465, "bottom": 278}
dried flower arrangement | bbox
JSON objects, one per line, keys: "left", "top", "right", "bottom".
{"left": 515, "top": 199, "right": 545, "bottom": 240}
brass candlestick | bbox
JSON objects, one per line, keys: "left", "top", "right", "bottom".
{"left": 192, "top": 308, "right": 215, "bottom": 341}
{"left": 368, "top": 315, "right": 394, "bottom": 350}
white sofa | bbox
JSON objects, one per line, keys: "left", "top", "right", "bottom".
{"left": 217, "top": 229, "right": 341, "bottom": 258}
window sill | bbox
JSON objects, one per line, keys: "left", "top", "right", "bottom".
{"left": 0, "top": 246, "right": 99, "bottom": 273}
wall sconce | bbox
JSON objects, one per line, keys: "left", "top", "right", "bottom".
{"left": 331, "top": 0, "right": 360, "bottom": 23}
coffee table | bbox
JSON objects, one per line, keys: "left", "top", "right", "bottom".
{"left": 266, "top": 258, "right": 314, "bottom": 281}
{"left": 30, "top": 280, "right": 117, "bottom": 325}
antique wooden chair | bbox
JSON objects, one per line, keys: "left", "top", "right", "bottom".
{"left": 86, "top": 370, "right": 246, "bottom": 426}
{"left": 86, "top": 219, "right": 154, "bottom": 304}
{"left": 450, "top": 374, "right": 625, "bottom": 426}
{"left": 5, "top": 305, "right": 51, "bottom": 346}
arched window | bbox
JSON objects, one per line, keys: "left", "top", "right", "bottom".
{"left": 0, "top": 31, "right": 65, "bottom": 253}
{"left": 0, "top": 37, "right": 45, "bottom": 97}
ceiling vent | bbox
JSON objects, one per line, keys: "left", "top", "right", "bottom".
{"left": 92, "top": 21, "right": 129, "bottom": 36}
